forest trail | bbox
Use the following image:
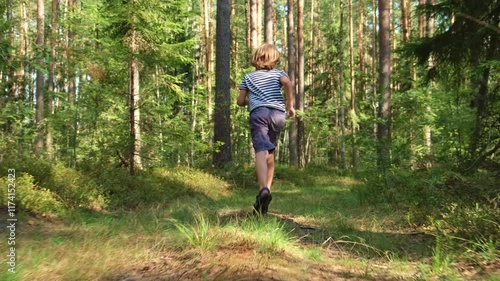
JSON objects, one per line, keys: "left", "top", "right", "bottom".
{"left": 104, "top": 210, "right": 426, "bottom": 281}
{"left": 2, "top": 167, "right": 498, "bottom": 281}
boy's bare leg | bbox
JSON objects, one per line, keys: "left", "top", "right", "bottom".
{"left": 255, "top": 150, "right": 270, "bottom": 194}
{"left": 267, "top": 151, "right": 275, "bottom": 189}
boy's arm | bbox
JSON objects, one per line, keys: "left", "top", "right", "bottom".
{"left": 280, "top": 75, "right": 295, "bottom": 118}
{"left": 237, "top": 88, "right": 249, "bottom": 106}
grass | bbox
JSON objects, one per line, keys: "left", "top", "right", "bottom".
{"left": 0, "top": 165, "right": 498, "bottom": 280}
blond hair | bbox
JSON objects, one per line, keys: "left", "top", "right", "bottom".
{"left": 251, "top": 43, "right": 281, "bottom": 70}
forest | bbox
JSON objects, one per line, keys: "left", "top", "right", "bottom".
{"left": 0, "top": 0, "right": 499, "bottom": 280}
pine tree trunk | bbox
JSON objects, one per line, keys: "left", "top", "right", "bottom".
{"left": 423, "top": 0, "right": 435, "bottom": 168}
{"left": 377, "top": 0, "right": 392, "bottom": 168}
{"left": 339, "top": 0, "right": 346, "bottom": 169}
{"left": 349, "top": 0, "right": 357, "bottom": 169}
{"left": 17, "top": 2, "right": 27, "bottom": 97}
{"left": 287, "top": 0, "right": 298, "bottom": 165}
{"left": 47, "top": 0, "right": 58, "bottom": 160}
{"left": 372, "top": 0, "right": 378, "bottom": 138}
{"left": 213, "top": 0, "right": 232, "bottom": 167}
{"left": 203, "top": 0, "right": 214, "bottom": 123}
{"left": 297, "top": 0, "right": 305, "bottom": 168}
{"left": 35, "top": 0, "right": 45, "bottom": 156}
{"left": 250, "top": 0, "right": 259, "bottom": 48}
{"left": 264, "top": 0, "right": 273, "bottom": 43}
{"left": 128, "top": 2, "right": 142, "bottom": 174}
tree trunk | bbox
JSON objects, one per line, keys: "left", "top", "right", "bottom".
{"left": 418, "top": 0, "right": 425, "bottom": 39}
{"left": 213, "top": 0, "right": 232, "bottom": 167}
{"left": 250, "top": 0, "right": 259, "bottom": 49}
{"left": 339, "top": 0, "right": 346, "bottom": 169}
{"left": 297, "top": 0, "right": 305, "bottom": 168}
{"left": 46, "top": 0, "right": 58, "bottom": 160}
{"left": 203, "top": 0, "right": 214, "bottom": 123}
{"left": 424, "top": 0, "right": 435, "bottom": 168}
{"left": 287, "top": 0, "right": 298, "bottom": 165}
{"left": 35, "top": 0, "right": 45, "bottom": 155}
{"left": 128, "top": 2, "right": 142, "bottom": 174}
{"left": 349, "top": 0, "right": 357, "bottom": 169}
{"left": 264, "top": 0, "right": 273, "bottom": 43}
{"left": 371, "top": 0, "right": 378, "bottom": 138}
{"left": 17, "top": 2, "right": 27, "bottom": 97}
{"left": 377, "top": 0, "right": 392, "bottom": 168}
{"left": 358, "top": 0, "right": 365, "bottom": 99}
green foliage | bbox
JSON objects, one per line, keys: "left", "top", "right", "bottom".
{"left": 47, "top": 164, "right": 107, "bottom": 210}
{"left": 0, "top": 173, "right": 65, "bottom": 217}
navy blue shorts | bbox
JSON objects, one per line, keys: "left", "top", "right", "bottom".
{"left": 250, "top": 107, "right": 286, "bottom": 153}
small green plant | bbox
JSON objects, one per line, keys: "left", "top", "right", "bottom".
{"left": 238, "top": 217, "right": 297, "bottom": 255}
{"left": 432, "top": 233, "right": 452, "bottom": 274}
{"left": 170, "top": 212, "right": 216, "bottom": 251}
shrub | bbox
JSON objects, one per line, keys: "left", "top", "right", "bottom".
{"left": 0, "top": 173, "right": 65, "bottom": 216}
{"left": 46, "top": 163, "right": 107, "bottom": 210}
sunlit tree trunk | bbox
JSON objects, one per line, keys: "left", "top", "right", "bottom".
{"left": 424, "top": 0, "right": 435, "bottom": 168}
{"left": 203, "top": 0, "right": 214, "bottom": 123}
{"left": 46, "top": 0, "right": 58, "bottom": 160}
{"left": 339, "top": 0, "right": 346, "bottom": 169}
{"left": 372, "top": 0, "right": 378, "bottom": 137}
{"left": 7, "top": 1, "right": 16, "bottom": 97}
{"left": 358, "top": 0, "right": 365, "bottom": 100}
{"left": 287, "top": 0, "right": 298, "bottom": 165}
{"left": 297, "top": 0, "right": 305, "bottom": 168}
{"left": 264, "top": 0, "right": 273, "bottom": 43}
{"left": 250, "top": 0, "right": 259, "bottom": 49}
{"left": 17, "top": 2, "right": 27, "bottom": 97}
{"left": 348, "top": 0, "right": 357, "bottom": 169}
{"left": 129, "top": 1, "right": 142, "bottom": 174}
{"left": 213, "top": 0, "right": 232, "bottom": 167}
{"left": 35, "top": 0, "right": 45, "bottom": 155}
{"left": 377, "top": 0, "right": 392, "bottom": 168}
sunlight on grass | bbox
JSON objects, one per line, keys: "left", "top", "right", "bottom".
{"left": 153, "top": 167, "right": 231, "bottom": 200}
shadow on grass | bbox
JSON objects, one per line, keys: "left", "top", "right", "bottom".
{"left": 265, "top": 185, "right": 435, "bottom": 262}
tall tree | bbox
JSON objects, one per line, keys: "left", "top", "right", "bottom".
{"left": 377, "top": 0, "right": 392, "bottom": 167}
{"left": 348, "top": 0, "right": 357, "bottom": 169}
{"left": 423, "top": 0, "right": 435, "bottom": 168}
{"left": 46, "top": 0, "right": 58, "bottom": 159}
{"left": 203, "top": 0, "right": 214, "bottom": 122}
{"left": 35, "top": 0, "right": 45, "bottom": 155}
{"left": 339, "top": 0, "right": 346, "bottom": 169}
{"left": 264, "top": 0, "right": 273, "bottom": 43}
{"left": 287, "top": 0, "right": 298, "bottom": 164}
{"left": 213, "top": 0, "right": 232, "bottom": 167}
{"left": 249, "top": 0, "right": 259, "bottom": 49}
{"left": 297, "top": 0, "right": 305, "bottom": 168}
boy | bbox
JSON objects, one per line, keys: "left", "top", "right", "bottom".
{"left": 237, "top": 43, "right": 295, "bottom": 215}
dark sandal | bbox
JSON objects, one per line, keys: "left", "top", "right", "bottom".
{"left": 253, "top": 187, "right": 272, "bottom": 215}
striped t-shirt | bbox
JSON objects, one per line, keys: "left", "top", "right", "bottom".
{"left": 239, "top": 69, "right": 288, "bottom": 113}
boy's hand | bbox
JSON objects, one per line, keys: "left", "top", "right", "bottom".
{"left": 287, "top": 107, "right": 295, "bottom": 119}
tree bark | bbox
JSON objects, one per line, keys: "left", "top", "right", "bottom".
{"left": 424, "top": 0, "right": 435, "bottom": 168}
{"left": 349, "top": 0, "right": 357, "bottom": 169}
{"left": 377, "top": 0, "right": 392, "bottom": 168}
{"left": 287, "top": 0, "right": 298, "bottom": 165}
{"left": 35, "top": 0, "right": 45, "bottom": 155}
{"left": 203, "top": 0, "right": 214, "bottom": 123}
{"left": 250, "top": 0, "right": 259, "bottom": 49}
{"left": 264, "top": 0, "right": 273, "bottom": 43}
{"left": 128, "top": 1, "right": 142, "bottom": 174}
{"left": 339, "top": 0, "right": 346, "bottom": 169}
{"left": 213, "top": 0, "right": 232, "bottom": 167}
{"left": 47, "top": 0, "right": 58, "bottom": 160}
{"left": 297, "top": 0, "right": 305, "bottom": 168}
